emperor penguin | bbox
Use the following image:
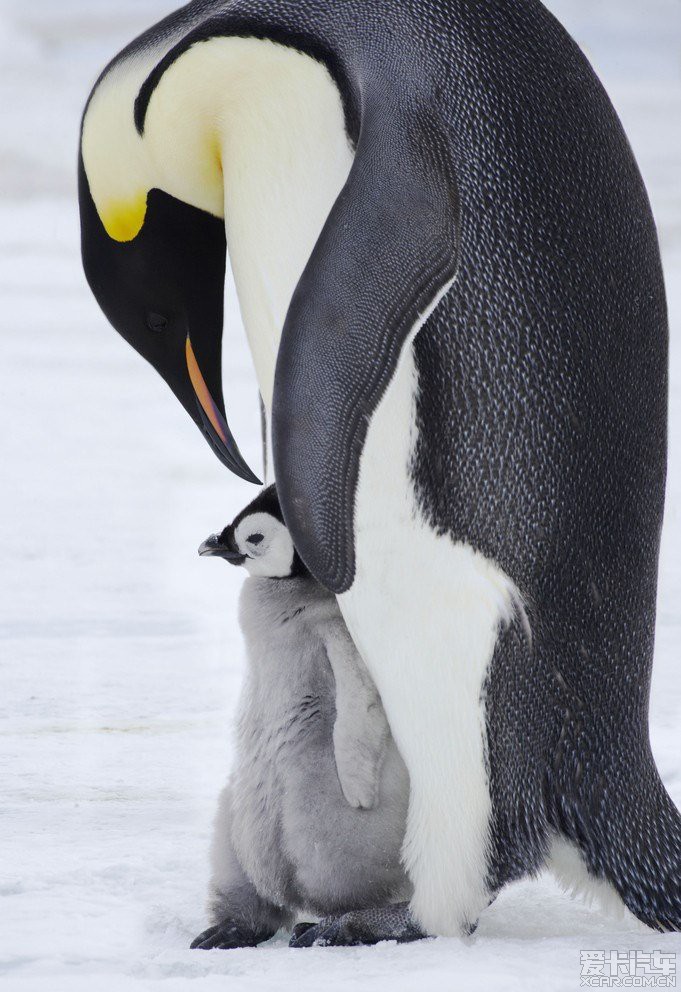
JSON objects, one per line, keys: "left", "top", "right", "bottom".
{"left": 79, "top": 0, "right": 680, "bottom": 939}
{"left": 193, "top": 485, "right": 415, "bottom": 949}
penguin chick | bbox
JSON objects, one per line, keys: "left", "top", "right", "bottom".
{"left": 193, "top": 485, "right": 412, "bottom": 949}
{"left": 199, "top": 485, "right": 390, "bottom": 810}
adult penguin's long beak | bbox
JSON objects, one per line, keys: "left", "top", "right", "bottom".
{"left": 78, "top": 157, "right": 261, "bottom": 485}
{"left": 185, "top": 337, "right": 262, "bottom": 484}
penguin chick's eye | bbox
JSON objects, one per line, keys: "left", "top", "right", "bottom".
{"left": 146, "top": 311, "right": 168, "bottom": 332}
{"left": 246, "top": 533, "right": 264, "bottom": 545}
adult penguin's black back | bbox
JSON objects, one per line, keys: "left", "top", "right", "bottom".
{"left": 401, "top": 3, "right": 677, "bottom": 929}
{"left": 386, "top": 2, "right": 678, "bottom": 930}
{"left": 79, "top": 0, "right": 679, "bottom": 933}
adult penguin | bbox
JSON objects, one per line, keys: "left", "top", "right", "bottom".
{"left": 79, "top": 0, "right": 680, "bottom": 938}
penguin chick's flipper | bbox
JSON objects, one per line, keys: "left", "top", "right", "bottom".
{"left": 323, "top": 619, "right": 390, "bottom": 810}
{"left": 289, "top": 904, "right": 427, "bottom": 948}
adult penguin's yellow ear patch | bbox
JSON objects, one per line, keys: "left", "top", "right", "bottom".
{"left": 100, "top": 192, "right": 148, "bottom": 242}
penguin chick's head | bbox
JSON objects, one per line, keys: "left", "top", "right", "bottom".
{"left": 198, "top": 485, "right": 308, "bottom": 579}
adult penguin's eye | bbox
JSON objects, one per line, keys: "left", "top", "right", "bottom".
{"left": 247, "top": 534, "right": 264, "bottom": 545}
{"left": 146, "top": 311, "right": 168, "bottom": 332}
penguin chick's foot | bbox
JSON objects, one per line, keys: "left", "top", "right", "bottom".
{"left": 190, "top": 921, "right": 267, "bottom": 950}
{"left": 289, "top": 903, "right": 427, "bottom": 947}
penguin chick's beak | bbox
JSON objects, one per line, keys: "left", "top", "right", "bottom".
{"left": 198, "top": 534, "right": 246, "bottom": 566}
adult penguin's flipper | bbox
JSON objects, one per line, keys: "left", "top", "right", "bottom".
{"left": 272, "top": 92, "right": 459, "bottom": 593}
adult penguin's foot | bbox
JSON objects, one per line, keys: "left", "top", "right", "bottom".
{"left": 289, "top": 903, "right": 428, "bottom": 947}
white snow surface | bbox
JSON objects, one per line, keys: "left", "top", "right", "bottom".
{"left": 0, "top": 1, "right": 680, "bottom": 989}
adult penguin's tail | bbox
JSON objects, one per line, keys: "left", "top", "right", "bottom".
{"left": 547, "top": 751, "right": 681, "bottom": 932}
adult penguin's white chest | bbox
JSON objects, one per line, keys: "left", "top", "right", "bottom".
{"left": 336, "top": 333, "right": 524, "bottom": 934}
{"left": 215, "top": 38, "right": 354, "bottom": 413}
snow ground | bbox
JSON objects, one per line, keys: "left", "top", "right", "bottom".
{"left": 0, "top": 1, "right": 680, "bottom": 990}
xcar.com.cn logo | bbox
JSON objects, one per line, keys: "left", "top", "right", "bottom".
{"left": 581, "top": 950, "right": 677, "bottom": 987}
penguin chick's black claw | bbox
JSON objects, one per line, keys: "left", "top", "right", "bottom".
{"left": 290, "top": 921, "right": 317, "bottom": 944}
{"left": 288, "top": 905, "right": 427, "bottom": 948}
{"left": 190, "top": 925, "right": 219, "bottom": 949}
{"left": 190, "top": 922, "right": 260, "bottom": 950}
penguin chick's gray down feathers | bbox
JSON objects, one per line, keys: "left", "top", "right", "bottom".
{"left": 193, "top": 486, "right": 415, "bottom": 949}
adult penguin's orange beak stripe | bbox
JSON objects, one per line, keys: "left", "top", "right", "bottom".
{"left": 185, "top": 336, "right": 261, "bottom": 484}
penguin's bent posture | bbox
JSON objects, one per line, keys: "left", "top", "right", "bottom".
{"left": 79, "top": 0, "right": 680, "bottom": 938}
{"left": 193, "top": 486, "right": 414, "bottom": 949}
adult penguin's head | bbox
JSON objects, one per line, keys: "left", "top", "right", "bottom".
{"left": 77, "top": 33, "right": 261, "bottom": 485}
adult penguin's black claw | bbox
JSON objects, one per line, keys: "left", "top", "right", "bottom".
{"left": 289, "top": 904, "right": 428, "bottom": 948}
